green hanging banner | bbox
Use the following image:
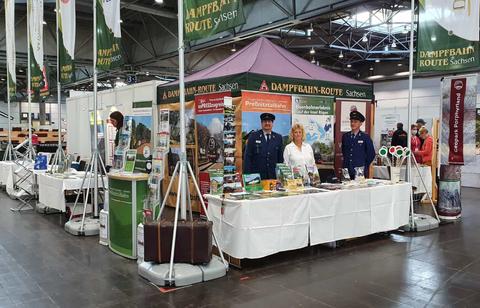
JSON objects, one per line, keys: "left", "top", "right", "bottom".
{"left": 29, "top": 0, "right": 49, "bottom": 98}
{"left": 417, "top": 0, "right": 480, "bottom": 73}
{"left": 96, "top": 0, "right": 123, "bottom": 70}
{"left": 184, "top": 0, "right": 246, "bottom": 41}
{"left": 5, "top": 0, "right": 16, "bottom": 100}
{"left": 57, "top": 0, "right": 76, "bottom": 83}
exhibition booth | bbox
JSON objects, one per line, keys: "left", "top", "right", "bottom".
{"left": 1, "top": 37, "right": 469, "bottom": 276}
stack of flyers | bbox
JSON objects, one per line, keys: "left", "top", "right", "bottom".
{"left": 156, "top": 132, "right": 170, "bottom": 151}
{"left": 208, "top": 169, "right": 224, "bottom": 195}
{"left": 113, "top": 149, "right": 125, "bottom": 170}
{"left": 223, "top": 99, "right": 237, "bottom": 177}
{"left": 276, "top": 163, "right": 294, "bottom": 187}
{"left": 242, "top": 173, "right": 263, "bottom": 192}
{"left": 124, "top": 149, "right": 137, "bottom": 173}
{"left": 223, "top": 173, "right": 243, "bottom": 194}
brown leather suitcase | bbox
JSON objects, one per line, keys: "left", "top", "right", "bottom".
{"left": 144, "top": 220, "right": 213, "bottom": 265}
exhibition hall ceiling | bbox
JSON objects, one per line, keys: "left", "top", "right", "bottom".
{"left": 0, "top": 0, "right": 414, "bottom": 99}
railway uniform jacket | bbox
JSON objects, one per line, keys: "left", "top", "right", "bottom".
{"left": 341, "top": 130, "right": 375, "bottom": 179}
{"left": 243, "top": 130, "right": 284, "bottom": 180}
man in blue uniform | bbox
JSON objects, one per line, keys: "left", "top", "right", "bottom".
{"left": 341, "top": 111, "right": 375, "bottom": 179}
{"left": 243, "top": 113, "right": 284, "bottom": 179}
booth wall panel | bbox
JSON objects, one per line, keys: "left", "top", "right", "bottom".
{"left": 374, "top": 77, "right": 480, "bottom": 188}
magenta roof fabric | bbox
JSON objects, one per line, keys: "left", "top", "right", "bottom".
{"left": 170, "top": 37, "right": 366, "bottom": 86}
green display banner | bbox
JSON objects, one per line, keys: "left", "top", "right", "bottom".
{"left": 109, "top": 178, "right": 148, "bottom": 258}
{"left": 292, "top": 95, "right": 334, "bottom": 115}
{"left": 96, "top": 0, "right": 123, "bottom": 70}
{"left": 5, "top": 0, "right": 16, "bottom": 100}
{"left": 57, "top": 0, "right": 76, "bottom": 83}
{"left": 157, "top": 73, "right": 373, "bottom": 104}
{"left": 417, "top": 0, "right": 480, "bottom": 73}
{"left": 184, "top": 0, "right": 246, "bottom": 41}
{"left": 29, "top": 0, "right": 49, "bottom": 98}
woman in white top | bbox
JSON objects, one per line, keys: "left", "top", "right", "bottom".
{"left": 283, "top": 123, "right": 317, "bottom": 181}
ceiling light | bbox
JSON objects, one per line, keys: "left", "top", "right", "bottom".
{"left": 367, "top": 75, "right": 385, "bottom": 80}
{"left": 146, "top": 72, "right": 150, "bottom": 76}
{"left": 311, "top": 58, "right": 316, "bottom": 64}
{"left": 338, "top": 51, "right": 344, "bottom": 59}
{"left": 397, "top": 63, "right": 403, "bottom": 67}
{"left": 120, "top": 19, "right": 123, "bottom": 23}
{"left": 391, "top": 41, "right": 397, "bottom": 48}
{"left": 395, "top": 71, "right": 410, "bottom": 76}
{"left": 42, "top": 21, "right": 47, "bottom": 25}
{"left": 369, "top": 67, "right": 374, "bottom": 71}
{"left": 375, "top": 59, "right": 380, "bottom": 63}
{"left": 384, "top": 45, "right": 389, "bottom": 52}
{"left": 1, "top": 78, "right": 5, "bottom": 81}
{"left": 362, "top": 34, "right": 368, "bottom": 42}
{"left": 154, "top": 0, "right": 164, "bottom": 3}
{"left": 231, "top": 45, "right": 236, "bottom": 52}
{"left": 402, "top": 26, "right": 408, "bottom": 34}
{"left": 347, "top": 64, "right": 352, "bottom": 68}
{"left": 18, "top": 68, "right": 24, "bottom": 72}
{"left": 316, "top": 61, "right": 319, "bottom": 66}
{"left": 431, "top": 36, "right": 437, "bottom": 42}
{"left": 310, "top": 47, "right": 315, "bottom": 55}
{"left": 116, "top": 76, "right": 121, "bottom": 80}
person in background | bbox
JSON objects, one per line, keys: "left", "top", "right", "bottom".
{"left": 416, "top": 118, "right": 426, "bottom": 146}
{"left": 109, "top": 111, "right": 124, "bottom": 147}
{"left": 391, "top": 122, "right": 408, "bottom": 147}
{"left": 283, "top": 123, "right": 316, "bottom": 181}
{"left": 411, "top": 124, "right": 421, "bottom": 151}
{"left": 243, "top": 113, "right": 284, "bottom": 179}
{"left": 341, "top": 111, "right": 375, "bottom": 179}
{"left": 414, "top": 126, "right": 433, "bottom": 166}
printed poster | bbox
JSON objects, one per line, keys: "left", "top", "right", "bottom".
{"left": 292, "top": 95, "right": 335, "bottom": 164}
{"left": 340, "top": 101, "right": 367, "bottom": 132}
{"left": 380, "top": 114, "right": 400, "bottom": 147}
{"left": 195, "top": 92, "right": 229, "bottom": 172}
{"left": 124, "top": 114, "right": 152, "bottom": 172}
{"left": 241, "top": 90, "right": 292, "bottom": 145}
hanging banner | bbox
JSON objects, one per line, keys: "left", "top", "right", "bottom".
{"left": 96, "top": 0, "right": 123, "bottom": 70}
{"left": 292, "top": 95, "right": 335, "bottom": 164}
{"left": 5, "top": 0, "right": 16, "bottom": 100}
{"left": 57, "top": 0, "right": 76, "bottom": 83}
{"left": 29, "top": 0, "right": 49, "bottom": 97}
{"left": 417, "top": 0, "right": 480, "bottom": 72}
{"left": 184, "top": 0, "right": 246, "bottom": 41}
{"left": 441, "top": 75, "right": 478, "bottom": 165}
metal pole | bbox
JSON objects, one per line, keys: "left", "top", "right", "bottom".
{"left": 93, "top": 0, "right": 99, "bottom": 217}
{"left": 56, "top": 0, "right": 62, "bottom": 159}
{"left": 177, "top": 0, "right": 187, "bottom": 220}
{"left": 407, "top": 0, "right": 415, "bottom": 226}
{"left": 6, "top": 69, "right": 12, "bottom": 161}
{"left": 27, "top": 0, "right": 33, "bottom": 159}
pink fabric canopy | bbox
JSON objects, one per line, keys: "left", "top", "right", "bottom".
{"left": 176, "top": 37, "right": 366, "bottom": 86}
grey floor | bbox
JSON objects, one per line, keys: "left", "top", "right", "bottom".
{"left": 0, "top": 188, "right": 479, "bottom": 308}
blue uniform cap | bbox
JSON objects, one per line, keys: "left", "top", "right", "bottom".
{"left": 260, "top": 113, "right": 275, "bottom": 121}
{"left": 350, "top": 111, "right": 365, "bottom": 122}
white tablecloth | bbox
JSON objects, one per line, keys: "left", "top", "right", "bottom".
{"left": 309, "top": 184, "right": 410, "bottom": 246}
{"left": 206, "top": 182, "right": 411, "bottom": 259}
{"left": 37, "top": 172, "right": 107, "bottom": 212}
{"left": 373, "top": 165, "right": 432, "bottom": 195}
{"left": 0, "top": 161, "right": 16, "bottom": 186}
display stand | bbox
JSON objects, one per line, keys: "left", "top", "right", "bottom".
{"left": 403, "top": 155, "right": 440, "bottom": 232}
{"left": 64, "top": 0, "right": 105, "bottom": 236}
{"left": 138, "top": 0, "right": 228, "bottom": 286}
{"left": 108, "top": 173, "right": 149, "bottom": 259}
